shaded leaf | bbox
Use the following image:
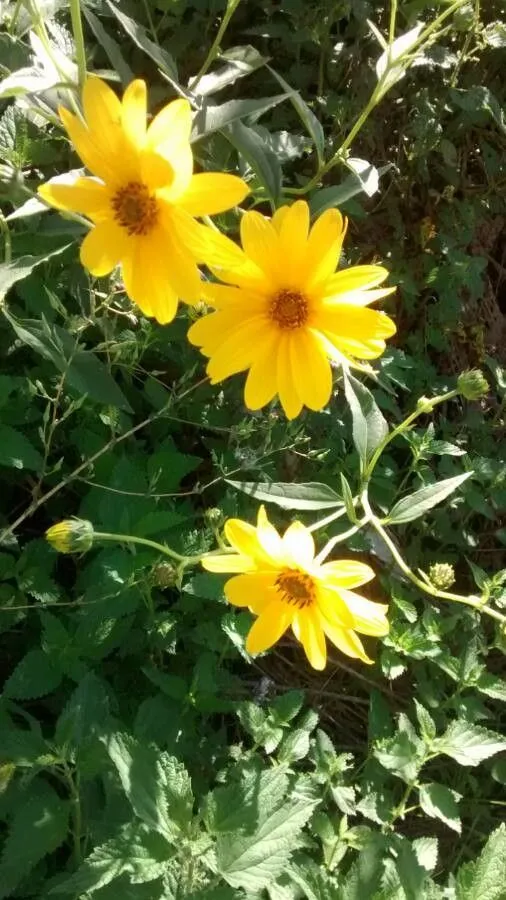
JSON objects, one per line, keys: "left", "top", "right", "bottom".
{"left": 226, "top": 479, "right": 343, "bottom": 510}
{"left": 386, "top": 472, "right": 473, "bottom": 524}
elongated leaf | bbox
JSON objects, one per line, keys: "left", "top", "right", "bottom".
{"left": 386, "top": 472, "right": 472, "bottom": 525}
{"left": 191, "top": 93, "right": 291, "bottom": 141}
{"left": 419, "top": 783, "right": 461, "bottom": 833}
{"left": 343, "top": 371, "right": 388, "bottom": 468}
{"left": 105, "top": 0, "right": 178, "bottom": 82}
{"left": 224, "top": 120, "right": 281, "bottom": 204}
{"left": 267, "top": 65, "right": 324, "bottom": 165}
{"left": 193, "top": 45, "right": 267, "bottom": 96}
{"left": 0, "top": 245, "right": 72, "bottom": 300}
{"left": 309, "top": 164, "right": 393, "bottom": 215}
{"left": 82, "top": 6, "right": 134, "bottom": 84}
{"left": 226, "top": 479, "right": 343, "bottom": 510}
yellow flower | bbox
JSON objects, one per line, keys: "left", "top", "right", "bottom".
{"left": 38, "top": 76, "right": 249, "bottom": 324}
{"left": 203, "top": 505, "right": 389, "bottom": 669}
{"left": 45, "top": 518, "right": 94, "bottom": 553}
{"left": 188, "top": 200, "right": 396, "bottom": 418}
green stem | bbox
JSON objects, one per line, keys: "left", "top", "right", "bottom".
{"left": 189, "top": 0, "right": 242, "bottom": 92}
{"left": 308, "top": 505, "right": 349, "bottom": 533}
{"left": 361, "top": 491, "right": 506, "bottom": 626}
{"left": 388, "top": 0, "right": 398, "bottom": 46}
{"left": 8, "top": 0, "right": 24, "bottom": 33}
{"left": 363, "top": 390, "right": 458, "bottom": 482}
{"left": 69, "top": 0, "right": 87, "bottom": 88}
{"left": 315, "top": 518, "right": 369, "bottom": 563}
{"left": 94, "top": 531, "right": 188, "bottom": 563}
{"left": 0, "top": 211, "right": 12, "bottom": 265}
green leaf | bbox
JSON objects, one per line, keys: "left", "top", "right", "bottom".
{"left": 226, "top": 479, "right": 343, "bottom": 510}
{"left": 195, "top": 45, "right": 268, "bottom": 96}
{"left": 0, "top": 424, "right": 43, "bottom": 471}
{"left": 309, "top": 163, "right": 392, "bottom": 216}
{"left": 455, "top": 823, "right": 506, "bottom": 900}
{"left": 55, "top": 672, "right": 111, "bottom": 748}
{"left": 386, "top": 472, "right": 473, "bottom": 525}
{"left": 0, "top": 246, "right": 72, "bottom": 300}
{"left": 340, "top": 474, "right": 357, "bottom": 523}
{"left": 0, "top": 781, "right": 69, "bottom": 899}
{"left": 374, "top": 731, "right": 421, "bottom": 782}
{"left": 343, "top": 371, "right": 388, "bottom": 468}
{"left": 482, "top": 21, "right": 506, "bottom": 48}
{"left": 205, "top": 768, "right": 287, "bottom": 836}
{"left": 53, "top": 822, "right": 172, "bottom": 895}
{"left": 82, "top": 6, "right": 134, "bottom": 84}
{"left": 192, "top": 93, "right": 291, "bottom": 141}
{"left": 105, "top": 733, "right": 193, "bottom": 842}
{"left": 216, "top": 795, "right": 317, "bottom": 892}
{"left": 224, "top": 120, "right": 282, "bottom": 204}
{"left": 267, "top": 65, "right": 325, "bottom": 165}
{"left": 436, "top": 720, "right": 506, "bottom": 766}
{"left": 6, "top": 314, "right": 133, "bottom": 411}
{"left": 419, "top": 783, "right": 462, "bottom": 833}
{"left": 105, "top": 0, "right": 178, "bottom": 81}
{"left": 3, "top": 648, "right": 62, "bottom": 700}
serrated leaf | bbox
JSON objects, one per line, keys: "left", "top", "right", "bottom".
{"left": 0, "top": 424, "right": 43, "bottom": 471}
{"left": 412, "top": 837, "right": 438, "bottom": 873}
{"left": 419, "top": 783, "right": 461, "bottom": 833}
{"left": 216, "top": 797, "right": 317, "bottom": 891}
{"left": 3, "top": 648, "right": 62, "bottom": 699}
{"left": 105, "top": 733, "right": 193, "bottom": 842}
{"left": 386, "top": 472, "right": 472, "bottom": 525}
{"left": 192, "top": 93, "right": 291, "bottom": 141}
{"left": 374, "top": 732, "right": 421, "bottom": 782}
{"left": 0, "top": 781, "right": 69, "bottom": 898}
{"left": 224, "top": 119, "right": 282, "bottom": 204}
{"left": 205, "top": 768, "right": 287, "bottom": 836}
{"left": 53, "top": 822, "right": 171, "bottom": 895}
{"left": 343, "top": 371, "right": 388, "bottom": 468}
{"left": 455, "top": 823, "right": 506, "bottom": 900}
{"left": 436, "top": 720, "right": 506, "bottom": 766}
{"left": 226, "top": 479, "right": 342, "bottom": 510}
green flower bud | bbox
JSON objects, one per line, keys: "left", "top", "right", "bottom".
{"left": 428, "top": 562, "right": 455, "bottom": 591}
{"left": 45, "top": 518, "right": 94, "bottom": 554}
{"left": 205, "top": 507, "right": 223, "bottom": 525}
{"left": 457, "top": 369, "right": 489, "bottom": 401}
{"left": 151, "top": 562, "right": 177, "bottom": 588}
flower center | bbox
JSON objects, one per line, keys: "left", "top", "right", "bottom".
{"left": 276, "top": 570, "right": 316, "bottom": 608}
{"left": 111, "top": 181, "right": 158, "bottom": 236}
{"left": 269, "top": 289, "right": 308, "bottom": 330}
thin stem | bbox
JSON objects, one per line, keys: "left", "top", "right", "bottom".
{"left": 388, "top": 0, "right": 398, "bottom": 46}
{"left": 362, "top": 491, "right": 506, "bottom": 626}
{"left": 0, "top": 211, "right": 12, "bottom": 265}
{"left": 308, "top": 505, "right": 348, "bottom": 533}
{"left": 363, "top": 390, "right": 458, "bottom": 482}
{"left": 189, "top": 0, "right": 242, "bottom": 92}
{"left": 94, "top": 531, "right": 187, "bottom": 563}
{"left": 69, "top": 0, "right": 87, "bottom": 88}
{"left": 8, "top": 0, "right": 24, "bottom": 33}
{"left": 315, "top": 519, "right": 369, "bottom": 564}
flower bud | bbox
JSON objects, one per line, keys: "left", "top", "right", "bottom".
{"left": 205, "top": 507, "right": 223, "bottom": 526}
{"left": 45, "top": 518, "right": 94, "bottom": 554}
{"left": 151, "top": 562, "right": 177, "bottom": 588}
{"left": 457, "top": 369, "right": 489, "bottom": 401}
{"left": 428, "top": 562, "right": 455, "bottom": 591}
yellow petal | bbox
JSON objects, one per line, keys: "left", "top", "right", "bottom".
{"left": 163, "top": 206, "right": 244, "bottom": 268}
{"left": 59, "top": 106, "right": 120, "bottom": 184}
{"left": 152, "top": 143, "right": 193, "bottom": 198}
{"left": 224, "top": 519, "right": 264, "bottom": 560}
{"left": 304, "top": 209, "right": 347, "bottom": 290}
{"left": 246, "top": 600, "right": 292, "bottom": 655}
{"left": 319, "top": 559, "right": 375, "bottom": 589}
{"left": 38, "top": 177, "right": 110, "bottom": 220}
{"left": 256, "top": 505, "right": 284, "bottom": 562}
{"left": 80, "top": 221, "right": 128, "bottom": 276}
{"left": 323, "top": 286, "right": 396, "bottom": 308}
{"left": 187, "top": 309, "right": 246, "bottom": 351}
{"left": 178, "top": 172, "right": 249, "bottom": 216}
{"left": 322, "top": 265, "right": 389, "bottom": 297}
{"left": 147, "top": 98, "right": 192, "bottom": 151}
{"left": 225, "top": 572, "right": 277, "bottom": 612}
{"left": 321, "top": 621, "right": 372, "bottom": 663}
{"left": 240, "top": 211, "right": 280, "bottom": 285}
{"left": 290, "top": 329, "right": 332, "bottom": 411}
{"left": 202, "top": 553, "right": 256, "bottom": 573}
{"left": 244, "top": 331, "right": 280, "bottom": 410}
{"left": 282, "top": 521, "right": 315, "bottom": 568}
{"left": 271, "top": 205, "right": 290, "bottom": 233}
{"left": 277, "top": 200, "right": 310, "bottom": 285}
{"left": 317, "top": 306, "right": 397, "bottom": 341}
{"left": 82, "top": 76, "right": 126, "bottom": 165}
{"left": 206, "top": 317, "right": 271, "bottom": 383}
{"left": 202, "top": 282, "right": 264, "bottom": 311}
{"left": 326, "top": 334, "right": 388, "bottom": 361}
{"left": 277, "top": 335, "right": 303, "bottom": 419}
{"left": 122, "top": 79, "right": 147, "bottom": 150}
{"left": 141, "top": 150, "right": 176, "bottom": 192}
{"left": 163, "top": 224, "right": 202, "bottom": 302}
{"left": 316, "top": 586, "right": 354, "bottom": 629}
{"left": 121, "top": 234, "right": 179, "bottom": 323}
{"left": 294, "top": 608, "right": 327, "bottom": 670}
{"left": 339, "top": 589, "right": 389, "bottom": 637}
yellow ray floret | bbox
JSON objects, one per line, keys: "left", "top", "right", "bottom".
{"left": 38, "top": 76, "right": 249, "bottom": 324}
{"left": 202, "top": 505, "right": 389, "bottom": 670}
{"left": 188, "top": 200, "right": 396, "bottom": 417}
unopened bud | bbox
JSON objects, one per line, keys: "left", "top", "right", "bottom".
{"left": 45, "top": 518, "right": 94, "bottom": 554}
{"left": 457, "top": 369, "right": 489, "bottom": 401}
{"left": 151, "top": 562, "right": 177, "bottom": 588}
{"left": 429, "top": 562, "right": 455, "bottom": 590}
{"left": 187, "top": 300, "right": 208, "bottom": 321}
{"left": 205, "top": 507, "right": 223, "bottom": 525}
